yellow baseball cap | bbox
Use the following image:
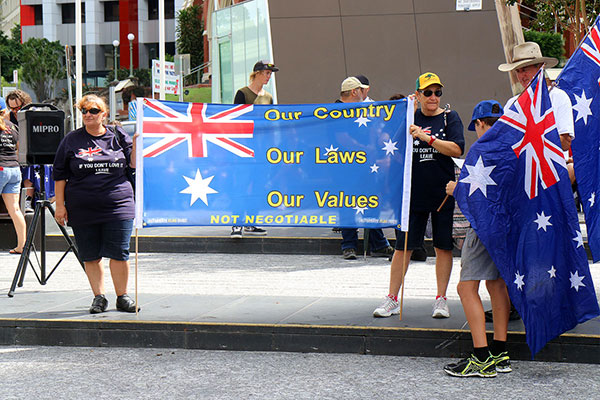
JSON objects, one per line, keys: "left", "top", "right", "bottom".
{"left": 416, "top": 72, "right": 444, "bottom": 91}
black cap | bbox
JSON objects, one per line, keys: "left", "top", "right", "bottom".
{"left": 253, "top": 60, "right": 279, "bottom": 72}
{"left": 355, "top": 74, "right": 370, "bottom": 86}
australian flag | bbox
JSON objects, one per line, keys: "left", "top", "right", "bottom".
{"left": 455, "top": 67, "right": 600, "bottom": 357}
{"left": 556, "top": 16, "right": 600, "bottom": 261}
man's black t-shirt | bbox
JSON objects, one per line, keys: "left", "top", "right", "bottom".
{"left": 410, "top": 109, "right": 464, "bottom": 212}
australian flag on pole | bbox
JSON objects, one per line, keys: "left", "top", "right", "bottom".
{"left": 556, "top": 16, "right": 600, "bottom": 261}
{"left": 454, "top": 67, "right": 600, "bottom": 357}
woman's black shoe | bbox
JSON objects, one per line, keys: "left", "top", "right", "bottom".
{"left": 89, "top": 294, "right": 108, "bottom": 314}
{"left": 116, "top": 294, "right": 140, "bottom": 313}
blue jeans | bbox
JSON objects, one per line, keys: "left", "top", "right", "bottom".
{"left": 341, "top": 228, "right": 389, "bottom": 251}
{"left": 72, "top": 219, "right": 134, "bottom": 262}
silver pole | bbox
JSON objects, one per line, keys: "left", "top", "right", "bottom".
{"left": 75, "top": 0, "right": 82, "bottom": 128}
{"left": 159, "top": 0, "right": 166, "bottom": 100}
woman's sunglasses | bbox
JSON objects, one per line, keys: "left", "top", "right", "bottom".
{"left": 81, "top": 107, "right": 102, "bottom": 115}
{"left": 420, "top": 89, "right": 443, "bottom": 98}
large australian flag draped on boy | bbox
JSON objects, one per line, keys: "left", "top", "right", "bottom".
{"left": 454, "top": 68, "right": 600, "bottom": 357}
{"left": 556, "top": 16, "right": 600, "bottom": 261}
{"left": 135, "top": 98, "right": 412, "bottom": 230}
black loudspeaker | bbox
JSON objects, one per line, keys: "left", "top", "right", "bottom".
{"left": 17, "top": 103, "right": 65, "bottom": 165}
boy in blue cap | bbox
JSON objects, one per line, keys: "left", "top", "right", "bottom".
{"left": 443, "top": 100, "right": 512, "bottom": 378}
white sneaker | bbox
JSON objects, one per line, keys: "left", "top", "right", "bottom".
{"left": 230, "top": 226, "right": 243, "bottom": 239}
{"left": 373, "top": 296, "right": 400, "bottom": 318}
{"left": 432, "top": 296, "right": 450, "bottom": 318}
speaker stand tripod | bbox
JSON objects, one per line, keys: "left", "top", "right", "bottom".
{"left": 8, "top": 167, "right": 84, "bottom": 297}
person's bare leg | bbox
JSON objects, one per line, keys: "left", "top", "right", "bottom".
{"left": 84, "top": 259, "right": 104, "bottom": 296}
{"left": 434, "top": 248, "right": 453, "bottom": 297}
{"left": 109, "top": 259, "right": 130, "bottom": 296}
{"left": 486, "top": 278, "right": 510, "bottom": 341}
{"left": 388, "top": 249, "right": 413, "bottom": 296}
{"left": 2, "top": 193, "right": 26, "bottom": 252}
{"left": 458, "top": 280, "right": 487, "bottom": 348}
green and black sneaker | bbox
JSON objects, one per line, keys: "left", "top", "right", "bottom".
{"left": 490, "top": 351, "right": 512, "bottom": 373}
{"left": 444, "top": 354, "right": 498, "bottom": 378}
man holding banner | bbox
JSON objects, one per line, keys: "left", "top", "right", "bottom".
{"left": 336, "top": 76, "right": 393, "bottom": 260}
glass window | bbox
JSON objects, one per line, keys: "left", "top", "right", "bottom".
{"left": 219, "top": 41, "right": 232, "bottom": 103}
{"left": 148, "top": 0, "right": 175, "bottom": 20}
{"left": 61, "top": 3, "right": 86, "bottom": 24}
{"left": 212, "top": 0, "right": 275, "bottom": 104}
{"left": 33, "top": 5, "right": 43, "bottom": 25}
{"left": 104, "top": 1, "right": 119, "bottom": 22}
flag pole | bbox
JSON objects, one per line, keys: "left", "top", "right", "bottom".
{"left": 437, "top": 195, "right": 449, "bottom": 212}
{"left": 135, "top": 228, "right": 139, "bottom": 316}
{"left": 399, "top": 230, "right": 409, "bottom": 320}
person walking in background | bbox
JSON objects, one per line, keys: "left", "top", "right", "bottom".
{"left": 230, "top": 60, "right": 278, "bottom": 238}
{"left": 373, "top": 72, "right": 464, "bottom": 318}
{"left": 0, "top": 98, "right": 26, "bottom": 254}
{"left": 443, "top": 100, "right": 511, "bottom": 378}
{"left": 5, "top": 90, "right": 40, "bottom": 212}
{"left": 53, "top": 94, "right": 139, "bottom": 314}
{"left": 355, "top": 75, "right": 374, "bottom": 102}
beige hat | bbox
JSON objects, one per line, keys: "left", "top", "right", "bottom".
{"left": 341, "top": 76, "right": 368, "bottom": 91}
{"left": 498, "top": 42, "right": 558, "bottom": 72}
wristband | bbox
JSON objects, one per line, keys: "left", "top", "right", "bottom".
{"left": 428, "top": 136, "right": 436, "bottom": 145}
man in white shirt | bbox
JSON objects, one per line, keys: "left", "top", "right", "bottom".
{"left": 498, "top": 42, "right": 574, "bottom": 151}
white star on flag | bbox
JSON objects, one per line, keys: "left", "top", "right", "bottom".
{"left": 569, "top": 271, "right": 586, "bottom": 292}
{"left": 353, "top": 206, "right": 368, "bottom": 215}
{"left": 382, "top": 139, "right": 398, "bottom": 155}
{"left": 324, "top": 145, "right": 338, "bottom": 155}
{"left": 413, "top": 139, "right": 420, "bottom": 146}
{"left": 573, "top": 90, "right": 593, "bottom": 125}
{"left": 370, "top": 163, "right": 379, "bottom": 173}
{"left": 459, "top": 156, "right": 497, "bottom": 197}
{"left": 514, "top": 271, "right": 525, "bottom": 290}
{"left": 354, "top": 116, "right": 371, "bottom": 127}
{"left": 573, "top": 230, "right": 584, "bottom": 248}
{"left": 533, "top": 211, "right": 552, "bottom": 231}
{"left": 180, "top": 169, "right": 218, "bottom": 206}
{"left": 589, "top": 192, "right": 595, "bottom": 207}
{"left": 547, "top": 266, "right": 556, "bottom": 278}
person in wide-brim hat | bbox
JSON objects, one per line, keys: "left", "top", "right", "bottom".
{"left": 498, "top": 41, "right": 558, "bottom": 72}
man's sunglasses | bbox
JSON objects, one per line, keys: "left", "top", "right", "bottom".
{"left": 81, "top": 107, "right": 102, "bottom": 115}
{"left": 420, "top": 89, "right": 443, "bottom": 97}
{"left": 9, "top": 105, "right": 22, "bottom": 112}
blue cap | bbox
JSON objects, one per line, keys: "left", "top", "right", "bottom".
{"left": 468, "top": 100, "right": 504, "bottom": 131}
{"left": 0, "top": 97, "right": 6, "bottom": 112}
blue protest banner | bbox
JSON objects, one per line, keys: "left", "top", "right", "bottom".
{"left": 135, "top": 98, "right": 413, "bottom": 229}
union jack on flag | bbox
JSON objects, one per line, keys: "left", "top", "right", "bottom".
{"left": 501, "top": 73, "right": 566, "bottom": 199}
{"left": 77, "top": 146, "right": 103, "bottom": 158}
{"left": 142, "top": 98, "right": 255, "bottom": 158}
{"left": 581, "top": 18, "right": 600, "bottom": 69}
{"left": 455, "top": 67, "right": 599, "bottom": 356}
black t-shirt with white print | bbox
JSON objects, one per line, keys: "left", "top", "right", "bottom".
{"left": 53, "top": 126, "right": 134, "bottom": 226}
{"left": 410, "top": 109, "right": 464, "bottom": 212}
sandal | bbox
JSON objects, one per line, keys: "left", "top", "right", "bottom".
{"left": 9, "top": 249, "right": 22, "bottom": 254}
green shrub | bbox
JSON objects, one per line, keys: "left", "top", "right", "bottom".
{"left": 523, "top": 30, "right": 565, "bottom": 63}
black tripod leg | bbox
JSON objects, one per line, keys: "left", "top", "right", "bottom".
{"left": 8, "top": 202, "right": 42, "bottom": 297}
{"left": 46, "top": 204, "right": 85, "bottom": 270}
